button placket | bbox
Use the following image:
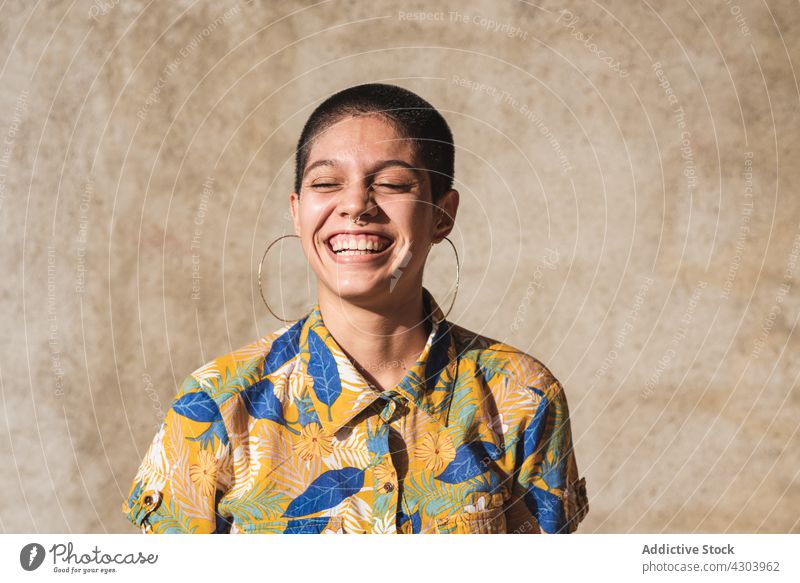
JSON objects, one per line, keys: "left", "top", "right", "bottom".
{"left": 368, "top": 404, "right": 401, "bottom": 534}
{"left": 371, "top": 462, "right": 399, "bottom": 533}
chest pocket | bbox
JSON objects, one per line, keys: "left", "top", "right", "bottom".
{"left": 434, "top": 493, "right": 507, "bottom": 534}
{"left": 435, "top": 506, "right": 507, "bottom": 534}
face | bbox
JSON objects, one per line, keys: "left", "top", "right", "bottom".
{"left": 290, "top": 114, "right": 458, "bottom": 307}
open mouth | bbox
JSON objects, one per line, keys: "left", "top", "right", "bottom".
{"left": 326, "top": 233, "right": 394, "bottom": 257}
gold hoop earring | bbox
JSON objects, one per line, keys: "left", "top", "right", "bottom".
{"left": 258, "top": 234, "right": 305, "bottom": 322}
{"left": 437, "top": 236, "right": 460, "bottom": 320}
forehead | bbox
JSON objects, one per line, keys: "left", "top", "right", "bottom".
{"left": 306, "top": 115, "right": 417, "bottom": 167}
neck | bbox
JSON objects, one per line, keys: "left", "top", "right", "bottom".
{"left": 316, "top": 286, "right": 431, "bottom": 391}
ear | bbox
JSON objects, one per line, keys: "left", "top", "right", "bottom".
{"left": 432, "top": 189, "right": 459, "bottom": 243}
{"left": 289, "top": 192, "right": 301, "bottom": 236}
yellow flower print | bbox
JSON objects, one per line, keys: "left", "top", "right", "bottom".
{"left": 415, "top": 431, "right": 456, "bottom": 473}
{"left": 295, "top": 423, "right": 334, "bottom": 460}
{"left": 374, "top": 462, "right": 397, "bottom": 489}
{"left": 322, "top": 523, "right": 344, "bottom": 534}
{"left": 189, "top": 449, "right": 218, "bottom": 497}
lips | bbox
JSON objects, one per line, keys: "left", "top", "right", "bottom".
{"left": 324, "top": 231, "right": 394, "bottom": 255}
{"left": 323, "top": 230, "right": 395, "bottom": 262}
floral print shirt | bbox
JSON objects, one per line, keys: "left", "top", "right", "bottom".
{"left": 123, "top": 288, "right": 588, "bottom": 534}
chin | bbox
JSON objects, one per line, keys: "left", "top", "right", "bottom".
{"left": 327, "top": 277, "right": 393, "bottom": 303}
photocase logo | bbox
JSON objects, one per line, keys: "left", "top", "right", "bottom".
{"left": 20, "top": 543, "right": 46, "bottom": 571}
{"left": 390, "top": 249, "right": 412, "bottom": 292}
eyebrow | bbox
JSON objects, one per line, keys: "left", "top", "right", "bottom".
{"left": 303, "top": 159, "right": 424, "bottom": 180}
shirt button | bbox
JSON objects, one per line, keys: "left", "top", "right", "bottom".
{"left": 383, "top": 482, "right": 394, "bottom": 493}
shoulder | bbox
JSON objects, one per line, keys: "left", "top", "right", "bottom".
{"left": 177, "top": 319, "right": 306, "bottom": 405}
{"left": 448, "top": 322, "right": 563, "bottom": 400}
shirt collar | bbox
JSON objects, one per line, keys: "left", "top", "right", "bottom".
{"left": 296, "top": 287, "right": 458, "bottom": 436}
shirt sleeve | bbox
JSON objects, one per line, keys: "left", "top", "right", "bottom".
{"left": 121, "top": 374, "right": 232, "bottom": 534}
{"left": 507, "top": 379, "right": 589, "bottom": 534}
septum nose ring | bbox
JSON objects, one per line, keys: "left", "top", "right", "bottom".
{"left": 350, "top": 188, "right": 377, "bottom": 224}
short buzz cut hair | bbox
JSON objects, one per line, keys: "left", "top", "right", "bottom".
{"left": 294, "top": 83, "right": 455, "bottom": 201}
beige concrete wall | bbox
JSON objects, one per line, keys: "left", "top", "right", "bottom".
{"left": 1, "top": 0, "right": 797, "bottom": 533}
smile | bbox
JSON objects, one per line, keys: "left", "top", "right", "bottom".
{"left": 324, "top": 232, "right": 394, "bottom": 262}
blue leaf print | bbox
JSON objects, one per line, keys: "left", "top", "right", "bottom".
{"left": 263, "top": 319, "right": 304, "bottom": 376}
{"left": 486, "top": 470, "right": 503, "bottom": 492}
{"left": 521, "top": 394, "right": 550, "bottom": 459}
{"left": 455, "top": 403, "right": 477, "bottom": 427}
{"left": 307, "top": 330, "right": 341, "bottom": 419}
{"left": 186, "top": 419, "right": 229, "bottom": 447}
{"left": 366, "top": 422, "right": 390, "bottom": 457}
{"left": 397, "top": 369, "right": 424, "bottom": 398}
{"left": 436, "top": 441, "right": 502, "bottom": 484}
{"left": 539, "top": 449, "right": 567, "bottom": 491}
{"left": 529, "top": 385, "right": 546, "bottom": 398}
{"left": 283, "top": 468, "right": 365, "bottom": 518}
{"left": 424, "top": 321, "right": 452, "bottom": 393}
{"left": 404, "top": 472, "right": 462, "bottom": 517}
{"left": 284, "top": 516, "right": 331, "bottom": 534}
{"left": 398, "top": 510, "right": 421, "bottom": 534}
{"left": 524, "top": 486, "right": 566, "bottom": 533}
{"left": 294, "top": 394, "right": 320, "bottom": 427}
{"left": 172, "top": 391, "right": 222, "bottom": 422}
{"left": 214, "top": 490, "right": 232, "bottom": 534}
{"left": 241, "top": 378, "right": 285, "bottom": 425}
{"left": 127, "top": 481, "right": 143, "bottom": 508}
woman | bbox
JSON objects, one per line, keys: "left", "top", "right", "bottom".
{"left": 123, "top": 83, "right": 588, "bottom": 534}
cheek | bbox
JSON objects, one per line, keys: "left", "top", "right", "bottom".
{"left": 402, "top": 204, "right": 434, "bottom": 242}
{"left": 392, "top": 207, "right": 434, "bottom": 266}
{"left": 298, "top": 197, "right": 333, "bottom": 239}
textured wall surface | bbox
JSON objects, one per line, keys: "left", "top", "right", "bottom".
{"left": 1, "top": 0, "right": 798, "bottom": 533}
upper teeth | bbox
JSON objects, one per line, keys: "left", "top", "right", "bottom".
{"left": 329, "top": 234, "right": 390, "bottom": 252}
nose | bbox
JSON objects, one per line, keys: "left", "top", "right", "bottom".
{"left": 337, "top": 180, "right": 378, "bottom": 221}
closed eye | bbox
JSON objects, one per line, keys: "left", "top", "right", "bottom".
{"left": 372, "top": 183, "right": 412, "bottom": 191}
{"left": 309, "top": 182, "right": 342, "bottom": 192}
